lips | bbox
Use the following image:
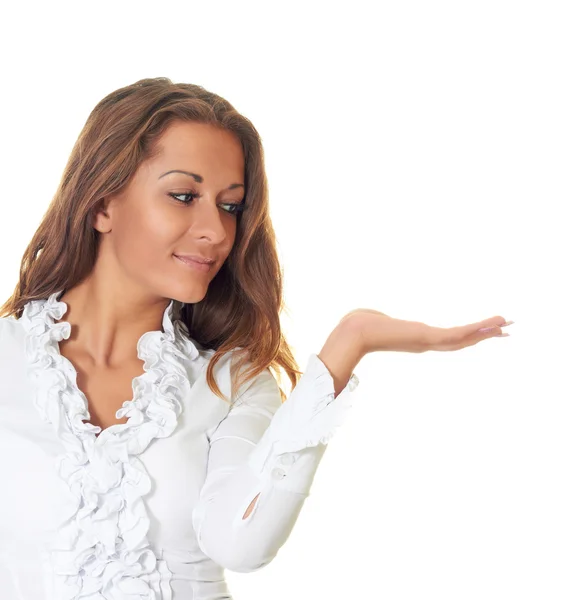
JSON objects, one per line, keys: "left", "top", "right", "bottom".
{"left": 174, "top": 254, "right": 215, "bottom": 264}
{"left": 174, "top": 254, "right": 214, "bottom": 272}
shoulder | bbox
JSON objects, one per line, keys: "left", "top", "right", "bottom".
{"left": 0, "top": 315, "right": 19, "bottom": 340}
{"left": 0, "top": 316, "right": 25, "bottom": 356}
{"left": 229, "top": 359, "right": 282, "bottom": 414}
{"left": 195, "top": 346, "right": 281, "bottom": 408}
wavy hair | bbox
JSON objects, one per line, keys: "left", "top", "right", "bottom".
{"left": 0, "top": 77, "right": 303, "bottom": 404}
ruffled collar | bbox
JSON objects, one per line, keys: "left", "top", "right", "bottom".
{"left": 19, "top": 289, "right": 200, "bottom": 599}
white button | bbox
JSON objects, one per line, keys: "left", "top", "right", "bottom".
{"left": 271, "top": 467, "right": 286, "bottom": 480}
{"left": 280, "top": 454, "right": 297, "bottom": 466}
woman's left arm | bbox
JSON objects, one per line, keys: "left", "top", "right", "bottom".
{"left": 191, "top": 310, "right": 514, "bottom": 573}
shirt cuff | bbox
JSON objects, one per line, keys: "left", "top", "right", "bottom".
{"left": 246, "top": 352, "right": 360, "bottom": 488}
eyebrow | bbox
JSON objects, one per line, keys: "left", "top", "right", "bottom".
{"left": 158, "top": 169, "right": 244, "bottom": 190}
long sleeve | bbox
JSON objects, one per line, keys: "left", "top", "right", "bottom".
{"left": 191, "top": 352, "right": 360, "bottom": 573}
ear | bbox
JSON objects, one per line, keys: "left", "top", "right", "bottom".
{"left": 91, "top": 196, "right": 113, "bottom": 234}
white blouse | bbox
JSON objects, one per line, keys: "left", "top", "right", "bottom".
{"left": 0, "top": 290, "right": 360, "bottom": 600}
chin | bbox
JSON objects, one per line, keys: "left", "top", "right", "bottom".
{"left": 171, "top": 289, "right": 208, "bottom": 305}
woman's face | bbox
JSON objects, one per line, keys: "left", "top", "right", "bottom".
{"left": 93, "top": 120, "right": 246, "bottom": 305}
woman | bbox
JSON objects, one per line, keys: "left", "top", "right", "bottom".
{"left": 0, "top": 77, "right": 513, "bottom": 600}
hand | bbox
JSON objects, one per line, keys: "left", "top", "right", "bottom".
{"left": 344, "top": 308, "right": 514, "bottom": 354}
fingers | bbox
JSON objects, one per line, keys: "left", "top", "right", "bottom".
{"left": 477, "top": 320, "right": 514, "bottom": 334}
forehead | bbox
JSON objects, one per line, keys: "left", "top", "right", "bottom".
{"left": 154, "top": 120, "right": 244, "bottom": 172}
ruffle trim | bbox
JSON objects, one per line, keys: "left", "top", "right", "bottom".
{"left": 247, "top": 352, "right": 360, "bottom": 477}
{"left": 20, "top": 290, "right": 199, "bottom": 599}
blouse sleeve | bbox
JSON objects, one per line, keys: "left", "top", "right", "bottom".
{"left": 191, "top": 352, "right": 360, "bottom": 573}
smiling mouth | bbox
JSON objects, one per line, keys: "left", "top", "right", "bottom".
{"left": 173, "top": 254, "right": 213, "bottom": 273}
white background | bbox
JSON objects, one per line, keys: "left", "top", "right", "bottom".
{"left": 0, "top": 1, "right": 563, "bottom": 599}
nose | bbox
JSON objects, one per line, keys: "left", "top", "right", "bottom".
{"left": 189, "top": 198, "right": 230, "bottom": 244}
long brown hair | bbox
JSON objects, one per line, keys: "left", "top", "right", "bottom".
{"left": 0, "top": 77, "right": 302, "bottom": 404}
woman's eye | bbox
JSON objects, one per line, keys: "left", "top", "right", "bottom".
{"left": 168, "top": 192, "right": 246, "bottom": 216}
{"left": 169, "top": 191, "right": 199, "bottom": 204}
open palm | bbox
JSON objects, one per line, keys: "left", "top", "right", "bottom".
{"left": 344, "top": 308, "right": 514, "bottom": 354}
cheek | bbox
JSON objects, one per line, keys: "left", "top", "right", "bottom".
{"left": 112, "top": 202, "right": 180, "bottom": 268}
